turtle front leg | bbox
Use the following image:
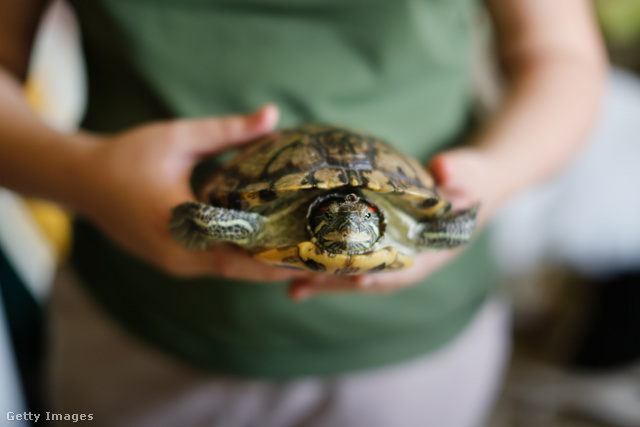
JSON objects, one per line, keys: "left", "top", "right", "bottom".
{"left": 169, "top": 201, "right": 263, "bottom": 250}
{"left": 416, "top": 204, "right": 479, "bottom": 250}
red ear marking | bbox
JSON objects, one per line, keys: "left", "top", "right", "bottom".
{"left": 368, "top": 206, "right": 375, "bottom": 213}
{"left": 321, "top": 206, "right": 328, "bottom": 211}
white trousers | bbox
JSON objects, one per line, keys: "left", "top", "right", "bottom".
{"left": 47, "top": 269, "right": 510, "bottom": 427}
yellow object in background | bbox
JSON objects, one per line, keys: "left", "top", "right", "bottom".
{"left": 21, "top": 198, "right": 72, "bottom": 264}
{"left": 21, "top": 78, "right": 73, "bottom": 264}
{"left": 23, "top": 78, "right": 47, "bottom": 117}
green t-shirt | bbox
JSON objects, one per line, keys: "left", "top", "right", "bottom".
{"left": 68, "top": 0, "right": 497, "bottom": 378}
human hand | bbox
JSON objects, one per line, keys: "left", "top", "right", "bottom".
{"left": 288, "top": 147, "right": 499, "bottom": 300}
{"left": 73, "top": 105, "right": 308, "bottom": 281}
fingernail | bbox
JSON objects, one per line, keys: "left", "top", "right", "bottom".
{"left": 254, "top": 104, "right": 279, "bottom": 130}
{"left": 356, "top": 277, "right": 375, "bottom": 289}
{"left": 428, "top": 155, "right": 452, "bottom": 186}
{"left": 292, "top": 287, "right": 313, "bottom": 302}
{"left": 301, "top": 275, "right": 328, "bottom": 285}
{"left": 290, "top": 271, "right": 311, "bottom": 279}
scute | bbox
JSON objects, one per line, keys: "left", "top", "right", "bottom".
{"left": 265, "top": 143, "right": 324, "bottom": 175}
{"left": 198, "top": 124, "right": 442, "bottom": 213}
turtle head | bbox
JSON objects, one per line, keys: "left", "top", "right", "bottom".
{"left": 308, "top": 193, "right": 381, "bottom": 254}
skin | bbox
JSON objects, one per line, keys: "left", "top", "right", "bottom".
{"left": 0, "top": 1, "right": 605, "bottom": 296}
{"left": 290, "top": 0, "right": 607, "bottom": 299}
{"left": 0, "top": 0, "right": 306, "bottom": 281}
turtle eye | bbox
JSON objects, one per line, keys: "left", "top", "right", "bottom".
{"left": 365, "top": 205, "right": 375, "bottom": 219}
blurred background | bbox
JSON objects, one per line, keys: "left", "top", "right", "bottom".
{"left": 1, "top": 1, "right": 639, "bottom": 426}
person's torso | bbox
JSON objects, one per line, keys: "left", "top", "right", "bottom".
{"left": 68, "top": 0, "right": 497, "bottom": 378}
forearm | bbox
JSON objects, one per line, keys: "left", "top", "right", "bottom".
{"left": 474, "top": 52, "right": 606, "bottom": 209}
{"left": 464, "top": 0, "right": 607, "bottom": 215}
{"left": 0, "top": 67, "right": 96, "bottom": 209}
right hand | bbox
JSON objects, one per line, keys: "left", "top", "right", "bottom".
{"left": 73, "top": 105, "right": 310, "bottom": 282}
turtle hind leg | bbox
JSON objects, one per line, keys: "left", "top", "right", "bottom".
{"left": 169, "top": 201, "right": 263, "bottom": 250}
{"left": 416, "top": 204, "right": 480, "bottom": 250}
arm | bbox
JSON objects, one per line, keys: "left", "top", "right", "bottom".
{"left": 437, "top": 0, "right": 607, "bottom": 220}
{"left": 291, "top": 0, "right": 606, "bottom": 299}
{"left": 0, "top": 0, "right": 86, "bottom": 206}
{"left": 0, "top": 1, "right": 306, "bottom": 281}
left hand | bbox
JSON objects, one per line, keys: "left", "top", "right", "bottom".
{"left": 289, "top": 147, "right": 500, "bottom": 301}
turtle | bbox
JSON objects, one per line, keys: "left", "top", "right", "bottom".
{"left": 169, "top": 124, "right": 478, "bottom": 275}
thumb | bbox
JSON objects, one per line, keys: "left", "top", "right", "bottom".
{"left": 428, "top": 148, "right": 487, "bottom": 209}
{"left": 182, "top": 104, "right": 279, "bottom": 156}
{"left": 428, "top": 148, "right": 482, "bottom": 190}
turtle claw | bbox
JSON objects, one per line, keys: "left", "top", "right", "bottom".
{"left": 184, "top": 232, "right": 211, "bottom": 251}
{"left": 417, "top": 204, "right": 480, "bottom": 249}
{"left": 168, "top": 214, "right": 213, "bottom": 251}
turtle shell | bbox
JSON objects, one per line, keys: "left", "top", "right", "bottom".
{"left": 198, "top": 124, "right": 448, "bottom": 216}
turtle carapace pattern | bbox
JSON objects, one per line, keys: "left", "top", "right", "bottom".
{"left": 169, "top": 124, "right": 479, "bottom": 275}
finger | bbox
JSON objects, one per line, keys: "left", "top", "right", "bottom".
{"left": 289, "top": 263, "right": 419, "bottom": 300}
{"left": 291, "top": 271, "right": 409, "bottom": 300}
{"left": 182, "top": 104, "right": 279, "bottom": 156}
{"left": 428, "top": 149, "right": 484, "bottom": 209}
{"left": 288, "top": 275, "right": 361, "bottom": 301}
{"left": 428, "top": 148, "right": 481, "bottom": 189}
{"left": 428, "top": 153, "right": 454, "bottom": 187}
{"left": 212, "top": 254, "right": 308, "bottom": 282}
{"left": 290, "top": 251, "right": 456, "bottom": 301}
{"left": 354, "top": 250, "right": 456, "bottom": 289}
{"left": 183, "top": 244, "right": 309, "bottom": 282}
{"left": 428, "top": 148, "right": 490, "bottom": 190}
